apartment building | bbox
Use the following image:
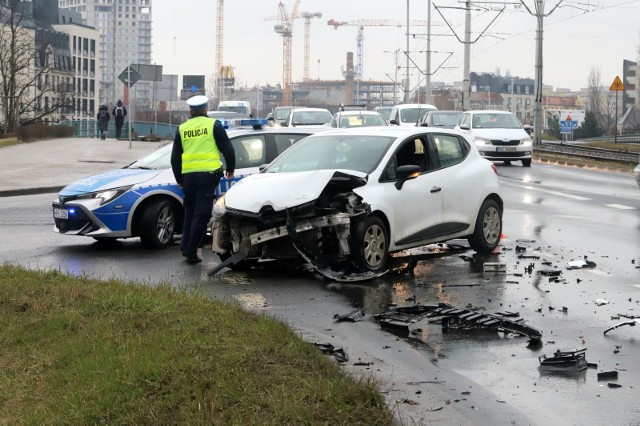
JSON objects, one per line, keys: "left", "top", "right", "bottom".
{"left": 58, "top": 0, "right": 152, "bottom": 107}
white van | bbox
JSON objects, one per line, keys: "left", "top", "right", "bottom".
{"left": 389, "top": 104, "right": 438, "bottom": 127}
{"left": 218, "top": 100, "right": 251, "bottom": 117}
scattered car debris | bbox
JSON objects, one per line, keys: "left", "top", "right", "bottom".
{"left": 399, "top": 398, "right": 419, "bottom": 405}
{"left": 374, "top": 303, "right": 542, "bottom": 341}
{"left": 595, "top": 299, "right": 610, "bottom": 306}
{"left": 314, "top": 342, "right": 349, "bottom": 363}
{"left": 567, "top": 259, "right": 597, "bottom": 269}
{"left": 604, "top": 320, "right": 637, "bottom": 335}
{"left": 427, "top": 406, "right": 443, "bottom": 412}
{"left": 333, "top": 310, "right": 366, "bottom": 322}
{"left": 538, "top": 269, "right": 562, "bottom": 277}
{"left": 483, "top": 262, "right": 506, "bottom": 272}
{"left": 518, "top": 254, "right": 541, "bottom": 260}
{"left": 597, "top": 371, "right": 619, "bottom": 380}
{"left": 538, "top": 348, "right": 588, "bottom": 372}
{"left": 607, "top": 383, "right": 622, "bottom": 388}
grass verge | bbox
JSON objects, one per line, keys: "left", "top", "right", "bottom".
{"left": 533, "top": 152, "right": 637, "bottom": 173}
{"left": 0, "top": 264, "right": 393, "bottom": 424}
{"left": 0, "top": 137, "right": 19, "bottom": 148}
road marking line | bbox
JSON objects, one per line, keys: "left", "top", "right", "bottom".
{"left": 606, "top": 204, "right": 636, "bottom": 210}
{"left": 501, "top": 181, "right": 591, "bottom": 201}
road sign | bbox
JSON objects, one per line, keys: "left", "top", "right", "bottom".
{"left": 118, "top": 66, "right": 141, "bottom": 87}
{"left": 609, "top": 76, "right": 624, "bottom": 91}
{"left": 560, "top": 120, "right": 578, "bottom": 134}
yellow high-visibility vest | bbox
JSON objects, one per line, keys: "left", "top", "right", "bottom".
{"left": 179, "top": 116, "right": 221, "bottom": 173}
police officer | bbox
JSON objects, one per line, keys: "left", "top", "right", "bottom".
{"left": 171, "top": 95, "right": 235, "bottom": 264}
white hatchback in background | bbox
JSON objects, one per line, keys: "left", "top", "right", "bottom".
{"left": 455, "top": 110, "right": 533, "bottom": 167}
{"left": 388, "top": 104, "right": 438, "bottom": 127}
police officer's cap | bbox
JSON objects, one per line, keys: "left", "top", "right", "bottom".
{"left": 187, "top": 95, "right": 208, "bottom": 110}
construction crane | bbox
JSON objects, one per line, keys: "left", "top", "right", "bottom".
{"left": 327, "top": 19, "right": 428, "bottom": 81}
{"left": 215, "top": 0, "right": 224, "bottom": 102}
{"left": 300, "top": 12, "right": 322, "bottom": 82}
{"left": 272, "top": 0, "right": 301, "bottom": 105}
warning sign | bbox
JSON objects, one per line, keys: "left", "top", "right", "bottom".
{"left": 609, "top": 76, "right": 624, "bottom": 91}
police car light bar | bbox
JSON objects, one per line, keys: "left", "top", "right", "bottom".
{"left": 239, "top": 119, "right": 268, "bottom": 130}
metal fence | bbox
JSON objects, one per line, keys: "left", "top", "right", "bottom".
{"left": 56, "top": 119, "right": 178, "bottom": 140}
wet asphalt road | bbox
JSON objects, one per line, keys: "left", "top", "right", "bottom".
{"left": 1, "top": 162, "right": 639, "bottom": 425}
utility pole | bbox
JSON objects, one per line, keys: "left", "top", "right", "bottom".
{"left": 384, "top": 49, "right": 401, "bottom": 104}
{"left": 405, "top": 0, "right": 410, "bottom": 103}
{"left": 425, "top": 0, "right": 432, "bottom": 104}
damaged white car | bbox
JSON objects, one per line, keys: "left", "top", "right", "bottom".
{"left": 209, "top": 127, "right": 503, "bottom": 281}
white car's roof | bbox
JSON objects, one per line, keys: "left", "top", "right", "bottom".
{"left": 315, "top": 125, "right": 467, "bottom": 139}
{"left": 466, "top": 110, "right": 515, "bottom": 115}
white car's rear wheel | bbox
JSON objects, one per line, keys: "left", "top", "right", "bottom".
{"left": 468, "top": 199, "right": 502, "bottom": 252}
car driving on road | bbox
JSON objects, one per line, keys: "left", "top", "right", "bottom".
{"left": 330, "top": 110, "right": 388, "bottom": 128}
{"left": 210, "top": 126, "right": 503, "bottom": 280}
{"left": 419, "top": 110, "right": 463, "bottom": 129}
{"left": 52, "top": 120, "right": 326, "bottom": 248}
{"left": 454, "top": 110, "right": 533, "bottom": 167}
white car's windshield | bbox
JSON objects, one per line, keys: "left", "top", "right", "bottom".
{"left": 400, "top": 108, "right": 435, "bottom": 124}
{"left": 336, "top": 113, "right": 387, "bottom": 128}
{"left": 431, "top": 112, "right": 463, "bottom": 126}
{"left": 127, "top": 143, "right": 172, "bottom": 170}
{"left": 265, "top": 135, "right": 395, "bottom": 174}
{"left": 291, "top": 110, "right": 333, "bottom": 126}
{"left": 472, "top": 113, "right": 522, "bottom": 129}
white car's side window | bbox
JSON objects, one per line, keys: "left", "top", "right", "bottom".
{"left": 432, "top": 134, "right": 465, "bottom": 168}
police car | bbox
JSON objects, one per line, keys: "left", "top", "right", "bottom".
{"left": 52, "top": 119, "right": 326, "bottom": 248}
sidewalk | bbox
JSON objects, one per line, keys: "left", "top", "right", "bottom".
{"left": 0, "top": 137, "right": 164, "bottom": 197}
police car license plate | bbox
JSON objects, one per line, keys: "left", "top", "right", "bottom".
{"left": 53, "top": 208, "right": 68, "bottom": 219}
{"left": 496, "top": 147, "right": 517, "bottom": 152}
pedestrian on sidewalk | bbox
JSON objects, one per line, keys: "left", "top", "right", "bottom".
{"left": 170, "top": 95, "right": 235, "bottom": 264}
{"left": 112, "top": 100, "right": 127, "bottom": 139}
{"left": 96, "top": 105, "right": 110, "bottom": 140}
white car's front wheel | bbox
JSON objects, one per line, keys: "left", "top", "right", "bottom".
{"left": 352, "top": 215, "right": 389, "bottom": 272}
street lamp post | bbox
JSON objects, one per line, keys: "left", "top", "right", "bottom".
{"left": 485, "top": 86, "right": 491, "bottom": 109}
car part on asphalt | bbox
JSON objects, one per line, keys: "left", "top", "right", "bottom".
{"left": 604, "top": 320, "right": 637, "bottom": 335}
{"left": 333, "top": 310, "right": 366, "bottom": 322}
{"left": 314, "top": 342, "right": 349, "bottom": 363}
{"left": 538, "top": 348, "right": 588, "bottom": 371}
{"left": 374, "top": 303, "right": 543, "bottom": 341}
{"left": 597, "top": 371, "right": 619, "bottom": 380}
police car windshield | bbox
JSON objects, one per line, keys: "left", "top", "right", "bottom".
{"left": 126, "top": 143, "right": 172, "bottom": 170}
{"left": 265, "top": 134, "right": 394, "bottom": 174}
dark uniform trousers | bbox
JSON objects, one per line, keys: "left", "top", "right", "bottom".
{"left": 181, "top": 171, "right": 221, "bottom": 256}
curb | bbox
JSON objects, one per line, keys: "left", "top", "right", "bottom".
{"left": 0, "top": 186, "right": 64, "bottom": 198}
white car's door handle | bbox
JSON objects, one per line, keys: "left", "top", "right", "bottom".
{"left": 430, "top": 186, "right": 442, "bottom": 193}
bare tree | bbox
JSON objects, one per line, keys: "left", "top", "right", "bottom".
{"left": 586, "top": 67, "right": 602, "bottom": 114}
{"left": 0, "top": 2, "right": 74, "bottom": 134}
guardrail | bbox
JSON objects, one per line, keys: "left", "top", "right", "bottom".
{"left": 575, "top": 135, "right": 640, "bottom": 144}
{"left": 55, "top": 119, "right": 177, "bottom": 140}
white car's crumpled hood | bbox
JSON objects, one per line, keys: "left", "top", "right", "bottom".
{"left": 224, "top": 169, "right": 367, "bottom": 213}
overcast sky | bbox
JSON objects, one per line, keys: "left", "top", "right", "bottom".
{"left": 152, "top": 0, "right": 640, "bottom": 92}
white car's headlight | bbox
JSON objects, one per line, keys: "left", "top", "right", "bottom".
{"left": 520, "top": 137, "right": 533, "bottom": 146}
{"left": 213, "top": 195, "right": 226, "bottom": 219}
{"left": 76, "top": 185, "right": 132, "bottom": 205}
{"left": 474, "top": 137, "right": 491, "bottom": 146}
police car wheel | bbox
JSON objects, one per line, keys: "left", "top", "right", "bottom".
{"left": 140, "top": 200, "right": 176, "bottom": 249}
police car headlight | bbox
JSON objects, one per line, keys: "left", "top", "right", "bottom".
{"left": 520, "top": 137, "right": 533, "bottom": 146}
{"left": 474, "top": 137, "right": 491, "bottom": 146}
{"left": 213, "top": 195, "right": 226, "bottom": 219}
{"left": 77, "top": 185, "right": 132, "bottom": 205}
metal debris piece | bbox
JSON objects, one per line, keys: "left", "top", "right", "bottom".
{"left": 538, "top": 269, "right": 562, "bottom": 277}
{"left": 597, "top": 371, "right": 618, "bottom": 380}
{"left": 294, "top": 245, "right": 387, "bottom": 282}
{"left": 483, "top": 262, "right": 506, "bottom": 272}
{"left": 538, "top": 348, "right": 588, "bottom": 372}
{"left": 518, "top": 254, "right": 541, "bottom": 259}
{"left": 428, "top": 406, "right": 443, "bottom": 411}
{"left": 374, "top": 303, "right": 542, "bottom": 341}
{"left": 313, "top": 342, "right": 349, "bottom": 363}
{"left": 595, "top": 299, "right": 610, "bottom": 306}
{"left": 567, "top": 259, "right": 597, "bottom": 269}
{"left": 607, "top": 383, "right": 622, "bottom": 388}
{"left": 604, "top": 320, "right": 637, "bottom": 335}
{"left": 333, "top": 310, "right": 366, "bottom": 322}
